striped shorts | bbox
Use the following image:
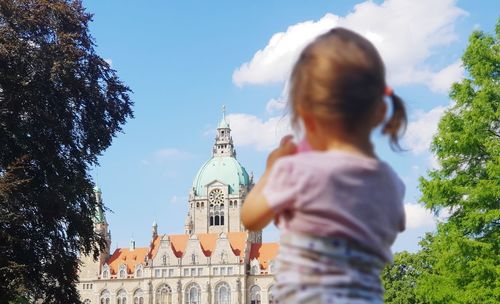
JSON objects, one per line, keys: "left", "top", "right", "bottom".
{"left": 274, "top": 233, "right": 386, "bottom": 304}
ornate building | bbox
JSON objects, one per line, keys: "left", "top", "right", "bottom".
{"left": 78, "top": 111, "right": 279, "bottom": 304}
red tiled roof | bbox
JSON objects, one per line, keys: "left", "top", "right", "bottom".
{"left": 249, "top": 242, "right": 279, "bottom": 270}
{"left": 148, "top": 232, "right": 248, "bottom": 260}
{"left": 227, "top": 231, "right": 247, "bottom": 256}
{"left": 107, "top": 247, "right": 148, "bottom": 275}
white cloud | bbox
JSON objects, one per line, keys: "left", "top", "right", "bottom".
{"left": 142, "top": 148, "right": 193, "bottom": 165}
{"left": 404, "top": 106, "right": 447, "bottom": 154}
{"left": 227, "top": 114, "right": 292, "bottom": 151}
{"left": 266, "top": 98, "right": 287, "bottom": 114}
{"left": 265, "top": 80, "right": 290, "bottom": 115}
{"left": 428, "top": 60, "right": 464, "bottom": 93}
{"left": 404, "top": 202, "right": 435, "bottom": 229}
{"left": 233, "top": 0, "right": 466, "bottom": 92}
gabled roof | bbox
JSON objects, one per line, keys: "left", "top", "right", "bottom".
{"left": 249, "top": 242, "right": 279, "bottom": 270}
{"left": 107, "top": 247, "right": 148, "bottom": 275}
{"left": 148, "top": 232, "right": 248, "bottom": 260}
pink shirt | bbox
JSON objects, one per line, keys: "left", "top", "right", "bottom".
{"left": 263, "top": 150, "right": 406, "bottom": 262}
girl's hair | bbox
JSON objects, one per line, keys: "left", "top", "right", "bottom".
{"left": 290, "top": 27, "right": 407, "bottom": 150}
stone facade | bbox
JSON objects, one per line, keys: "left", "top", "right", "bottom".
{"left": 78, "top": 111, "right": 278, "bottom": 304}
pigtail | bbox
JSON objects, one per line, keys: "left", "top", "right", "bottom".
{"left": 382, "top": 93, "right": 407, "bottom": 151}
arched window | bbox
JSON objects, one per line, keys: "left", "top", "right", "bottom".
{"left": 249, "top": 286, "right": 261, "bottom": 304}
{"left": 268, "top": 285, "right": 276, "bottom": 304}
{"left": 191, "top": 253, "right": 197, "bottom": 264}
{"left": 135, "top": 265, "right": 143, "bottom": 278}
{"left": 215, "top": 212, "right": 220, "bottom": 226}
{"left": 119, "top": 264, "right": 127, "bottom": 279}
{"left": 215, "top": 282, "right": 230, "bottom": 304}
{"left": 117, "top": 289, "right": 127, "bottom": 304}
{"left": 201, "top": 202, "right": 204, "bottom": 208}
{"left": 162, "top": 254, "right": 167, "bottom": 266}
{"left": 221, "top": 212, "right": 224, "bottom": 225}
{"left": 102, "top": 265, "right": 110, "bottom": 279}
{"left": 134, "top": 289, "right": 144, "bottom": 304}
{"left": 251, "top": 265, "right": 259, "bottom": 275}
{"left": 184, "top": 282, "right": 201, "bottom": 304}
{"left": 268, "top": 261, "right": 275, "bottom": 274}
{"left": 156, "top": 284, "right": 172, "bottom": 304}
{"left": 196, "top": 202, "right": 200, "bottom": 208}
{"left": 100, "top": 290, "right": 110, "bottom": 304}
{"left": 210, "top": 214, "right": 214, "bottom": 226}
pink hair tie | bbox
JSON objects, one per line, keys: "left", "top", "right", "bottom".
{"left": 384, "top": 86, "right": 394, "bottom": 97}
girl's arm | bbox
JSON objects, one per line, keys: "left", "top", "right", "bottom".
{"left": 241, "top": 135, "right": 297, "bottom": 231}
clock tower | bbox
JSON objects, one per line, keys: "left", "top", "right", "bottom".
{"left": 186, "top": 107, "right": 259, "bottom": 240}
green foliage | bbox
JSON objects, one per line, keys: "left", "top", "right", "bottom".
{"left": 415, "top": 18, "right": 499, "bottom": 303}
{"left": 0, "top": 0, "right": 133, "bottom": 303}
{"left": 382, "top": 251, "right": 426, "bottom": 304}
{"left": 383, "top": 18, "right": 499, "bottom": 304}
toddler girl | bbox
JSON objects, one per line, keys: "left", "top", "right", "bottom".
{"left": 241, "top": 28, "right": 407, "bottom": 304}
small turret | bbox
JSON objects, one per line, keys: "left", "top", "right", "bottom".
{"left": 152, "top": 220, "right": 158, "bottom": 238}
{"left": 130, "top": 238, "right": 136, "bottom": 251}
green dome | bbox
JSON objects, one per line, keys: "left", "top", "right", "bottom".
{"left": 192, "top": 156, "right": 250, "bottom": 196}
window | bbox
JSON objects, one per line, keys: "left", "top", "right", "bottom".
{"left": 214, "top": 267, "right": 219, "bottom": 275}
{"left": 134, "top": 289, "right": 144, "bottom": 304}
{"left": 197, "top": 268, "right": 203, "bottom": 276}
{"left": 190, "top": 268, "right": 196, "bottom": 276}
{"left": 251, "top": 265, "right": 259, "bottom": 275}
{"left": 269, "top": 261, "right": 276, "bottom": 274}
{"left": 249, "top": 286, "right": 261, "bottom": 304}
{"left": 100, "top": 290, "right": 110, "bottom": 304}
{"left": 119, "top": 264, "right": 127, "bottom": 279}
{"left": 102, "top": 265, "right": 110, "bottom": 279}
{"left": 117, "top": 289, "right": 127, "bottom": 304}
{"left": 162, "top": 269, "right": 167, "bottom": 277}
{"left": 136, "top": 265, "right": 143, "bottom": 278}
{"left": 221, "top": 212, "right": 224, "bottom": 225}
{"left": 169, "top": 269, "right": 174, "bottom": 277}
{"left": 191, "top": 253, "right": 197, "bottom": 264}
{"left": 227, "top": 267, "right": 233, "bottom": 275}
{"left": 156, "top": 284, "right": 172, "bottom": 304}
{"left": 184, "top": 268, "right": 189, "bottom": 276}
{"left": 221, "top": 267, "right": 226, "bottom": 276}
{"left": 196, "top": 202, "right": 200, "bottom": 208}
{"left": 185, "top": 283, "right": 201, "bottom": 304}
{"left": 162, "top": 254, "right": 167, "bottom": 266}
{"left": 155, "top": 269, "right": 161, "bottom": 277}
{"left": 215, "top": 282, "right": 230, "bottom": 304}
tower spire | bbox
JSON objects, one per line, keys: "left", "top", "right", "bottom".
{"left": 213, "top": 106, "right": 235, "bottom": 157}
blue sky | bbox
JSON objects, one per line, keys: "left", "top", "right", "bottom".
{"left": 82, "top": 0, "right": 498, "bottom": 253}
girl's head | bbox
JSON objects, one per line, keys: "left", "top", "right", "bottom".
{"left": 290, "top": 27, "right": 407, "bottom": 150}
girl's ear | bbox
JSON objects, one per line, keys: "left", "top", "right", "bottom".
{"left": 372, "top": 100, "right": 387, "bottom": 127}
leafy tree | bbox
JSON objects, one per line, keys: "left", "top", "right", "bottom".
{"left": 0, "top": 1, "right": 133, "bottom": 303}
{"left": 382, "top": 251, "right": 423, "bottom": 304}
{"left": 416, "top": 18, "right": 499, "bottom": 303}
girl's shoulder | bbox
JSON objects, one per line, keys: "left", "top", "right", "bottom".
{"left": 279, "top": 150, "right": 404, "bottom": 191}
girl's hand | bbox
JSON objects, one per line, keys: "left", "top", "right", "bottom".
{"left": 266, "top": 135, "right": 297, "bottom": 170}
